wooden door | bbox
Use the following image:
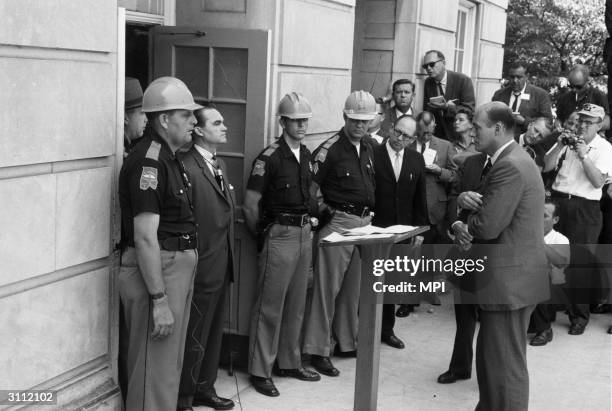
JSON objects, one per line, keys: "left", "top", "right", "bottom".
{"left": 152, "top": 26, "right": 269, "bottom": 337}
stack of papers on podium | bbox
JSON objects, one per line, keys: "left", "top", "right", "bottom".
{"left": 321, "top": 225, "right": 417, "bottom": 243}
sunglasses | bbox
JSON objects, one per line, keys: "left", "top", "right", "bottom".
{"left": 569, "top": 83, "right": 585, "bottom": 90}
{"left": 422, "top": 60, "right": 443, "bottom": 70}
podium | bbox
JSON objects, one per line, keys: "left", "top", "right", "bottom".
{"left": 320, "top": 226, "right": 429, "bottom": 411}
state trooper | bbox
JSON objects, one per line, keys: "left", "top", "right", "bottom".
{"left": 244, "top": 92, "right": 321, "bottom": 397}
{"left": 118, "top": 76, "right": 202, "bottom": 411}
{"left": 302, "top": 90, "right": 377, "bottom": 377}
{"left": 124, "top": 77, "right": 147, "bottom": 156}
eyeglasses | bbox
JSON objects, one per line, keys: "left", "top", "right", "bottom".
{"left": 393, "top": 129, "right": 415, "bottom": 141}
{"left": 569, "top": 83, "right": 585, "bottom": 90}
{"left": 422, "top": 60, "right": 442, "bottom": 70}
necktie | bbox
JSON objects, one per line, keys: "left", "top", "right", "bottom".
{"left": 393, "top": 152, "right": 401, "bottom": 181}
{"left": 437, "top": 82, "right": 444, "bottom": 97}
{"left": 511, "top": 92, "right": 521, "bottom": 112}
{"left": 481, "top": 158, "right": 492, "bottom": 180}
{"left": 420, "top": 142, "right": 426, "bottom": 154}
{"left": 211, "top": 154, "right": 225, "bottom": 193}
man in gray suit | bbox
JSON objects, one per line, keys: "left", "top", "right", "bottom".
{"left": 411, "top": 111, "right": 457, "bottom": 243}
{"left": 178, "top": 107, "right": 236, "bottom": 411}
{"left": 453, "top": 102, "right": 549, "bottom": 411}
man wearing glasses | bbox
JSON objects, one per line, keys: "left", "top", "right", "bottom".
{"left": 372, "top": 115, "right": 428, "bottom": 348}
{"left": 543, "top": 103, "right": 612, "bottom": 335}
{"left": 422, "top": 50, "right": 475, "bottom": 141}
{"left": 556, "top": 65, "right": 609, "bottom": 132}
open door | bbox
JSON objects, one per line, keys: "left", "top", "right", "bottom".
{"left": 151, "top": 27, "right": 270, "bottom": 352}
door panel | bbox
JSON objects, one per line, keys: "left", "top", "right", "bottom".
{"left": 152, "top": 26, "right": 269, "bottom": 336}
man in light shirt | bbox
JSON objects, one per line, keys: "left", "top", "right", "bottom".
{"left": 543, "top": 103, "right": 612, "bottom": 335}
{"left": 529, "top": 200, "right": 570, "bottom": 346}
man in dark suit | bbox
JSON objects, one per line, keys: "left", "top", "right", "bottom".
{"left": 453, "top": 102, "right": 549, "bottom": 410}
{"left": 178, "top": 107, "right": 235, "bottom": 411}
{"left": 379, "top": 79, "right": 417, "bottom": 139}
{"left": 436, "top": 150, "right": 486, "bottom": 384}
{"left": 492, "top": 61, "right": 553, "bottom": 138}
{"left": 422, "top": 50, "right": 475, "bottom": 141}
{"left": 410, "top": 111, "right": 457, "bottom": 244}
{"left": 372, "top": 114, "right": 428, "bottom": 348}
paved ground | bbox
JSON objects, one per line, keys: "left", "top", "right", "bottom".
{"left": 208, "top": 299, "right": 611, "bottom": 411}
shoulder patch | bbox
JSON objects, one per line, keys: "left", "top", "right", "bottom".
{"left": 262, "top": 142, "right": 280, "bottom": 157}
{"left": 315, "top": 134, "right": 340, "bottom": 164}
{"left": 252, "top": 159, "right": 266, "bottom": 176}
{"left": 145, "top": 141, "right": 161, "bottom": 161}
{"left": 322, "top": 134, "right": 340, "bottom": 150}
{"left": 139, "top": 166, "right": 158, "bottom": 190}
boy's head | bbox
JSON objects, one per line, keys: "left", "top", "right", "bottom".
{"left": 544, "top": 200, "right": 560, "bottom": 235}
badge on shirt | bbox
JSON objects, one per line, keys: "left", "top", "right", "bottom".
{"left": 139, "top": 166, "right": 158, "bottom": 190}
{"left": 521, "top": 93, "right": 530, "bottom": 101}
{"left": 252, "top": 159, "right": 266, "bottom": 176}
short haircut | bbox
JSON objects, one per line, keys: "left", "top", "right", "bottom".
{"left": 394, "top": 114, "right": 416, "bottom": 128}
{"left": 424, "top": 50, "right": 445, "bottom": 60}
{"left": 416, "top": 110, "right": 435, "bottom": 125}
{"left": 545, "top": 199, "right": 560, "bottom": 218}
{"left": 508, "top": 60, "right": 529, "bottom": 72}
{"left": 481, "top": 103, "right": 516, "bottom": 133}
{"left": 455, "top": 106, "right": 474, "bottom": 122}
{"left": 194, "top": 104, "right": 218, "bottom": 126}
{"left": 533, "top": 116, "right": 554, "bottom": 132}
{"left": 392, "top": 79, "right": 415, "bottom": 93}
{"left": 570, "top": 64, "right": 590, "bottom": 79}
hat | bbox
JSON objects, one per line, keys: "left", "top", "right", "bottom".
{"left": 577, "top": 103, "right": 605, "bottom": 120}
{"left": 125, "top": 77, "right": 144, "bottom": 110}
{"left": 343, "top": 90, "right": 377, "bottom": 120}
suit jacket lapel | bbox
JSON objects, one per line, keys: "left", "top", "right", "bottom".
{"left": 190, "top": 147, "right": 228, "bottom": 202}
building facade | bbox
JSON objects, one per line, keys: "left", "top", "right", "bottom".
{"left": 0, "top": 0, "right": 506, "bottom": 409}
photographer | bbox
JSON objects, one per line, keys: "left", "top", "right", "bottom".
{"left": 543, "top": 103, "right": 612, "bottom": 335}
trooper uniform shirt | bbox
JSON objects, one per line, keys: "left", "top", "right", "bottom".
{"left": 312, "top": 128, "right": 376, "bottom": 209}
{"left": 247, "top": 136, "right": 314, "bottom": 224}
{"left": 119, "top": 129, "right": 195, "bottom": 245}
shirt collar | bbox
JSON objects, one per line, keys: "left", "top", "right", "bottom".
{"left": 439, "top": 71, "right": 448, "bottom": 87}
{"left": 491, "top": 140, "right": 514, "bottom": 164}
{"left": 194, "top": 143, "right": 215, "bottom": 162}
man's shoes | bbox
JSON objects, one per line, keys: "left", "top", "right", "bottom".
{"left": 250, "top": 375, "right": 279, "bottom": 397}
{"left": 381, "top": 332, "right": 405, "bottom": 349}
{"left": 608, "top": 325, "right": 612, "bottom": 334}
{"left": 310, "top": 355, "right": 340, "bottom": 377}
{"left": 275, "top": 367, "right": 321, "bottom": 381}
{"left": 568, "top": 322, "right": 586, "bottom": 335}
{"left": 530, "top": 328, "right": 553, "bottom": 346}
{"left": 437, "top": 371, "right": 471, "bottom": 384}
{"left": 396, "top": 304, "right": 414, "bottom": 317}
{"left": 192, "top": 395, "right": 235, "bottom": 410}
{"left": 590, "top": 304, "right": 611, "bottom": 314}
{"left": 176, "top": 407, "right": 193, "bottom": 411}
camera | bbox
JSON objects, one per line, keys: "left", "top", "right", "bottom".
{"left": 560, "top": 130, "right": 581, "bottom": 149}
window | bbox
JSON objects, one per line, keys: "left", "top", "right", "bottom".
{"left": 454, "top": 1, "right": 476, "bottom": 75}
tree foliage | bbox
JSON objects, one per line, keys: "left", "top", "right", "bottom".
{"left": 504, "top": 0, "right": 606, "bottom": 78}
